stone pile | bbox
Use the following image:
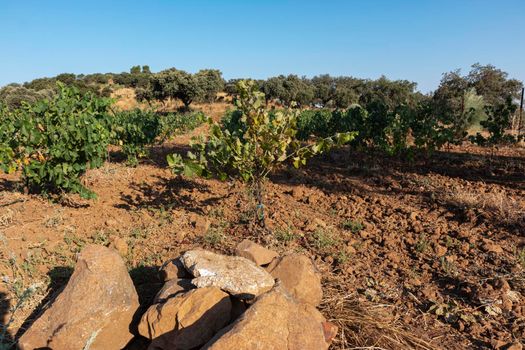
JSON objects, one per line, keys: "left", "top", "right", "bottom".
{"left": 18, "top": 240, "right": 337, "bottom": 350}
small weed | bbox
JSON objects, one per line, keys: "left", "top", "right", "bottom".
{"left": 63, "top": 233, "right": 86, "bottom": 253}
{"left": 310, "top": 228, "right": 338, "bottom": 252}
{"left": 204, "top": 227, "right": 225, "bottom": 247}
{"left": 130, "top": 227, "right": 149, "bottom": 240}
{"left": 341, "top": 219, "right": 363, "bottom": 234}
{"left": 238, "top": 208, "right": 255, "bottom": 224}
{"left": 440, "top": 256, "right": 458, "bottom": 277}
{"left": 151, "top": 205, "right": 173, "bottom": 226}
{"left": 0, "top": 280, "right": 39, "bottom": 349}
{"left": 209, "top": 207, "right": 225, "bottom": 219}
{"left": 274, "top": 226, "right": 296, "bottom": 243}
{"left": 335, "top": 250, "right": 350, "bottom": 265}
{"left": 91, "top": 231, "right": 109, "bottom": 246}
{"left": 444, "top": 236, "right": 460, "bottom": 249}
{"left": 44, "top": 210, "right": 63, "bottom": 228}
{"left": 415, "top": 233, "right": 430, "bottom": 254}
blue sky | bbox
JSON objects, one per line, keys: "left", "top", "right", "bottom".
{"left": 1, "top": 0, "right": 523, "bottom": 92}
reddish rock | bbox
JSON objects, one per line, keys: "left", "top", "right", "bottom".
{"left": 189, "top": 214, "right": 210, "bottom": 235}
{"left": 139, "top": 287, "right": 231, "bottom": 350}
{"left": 266, "top": 254, "right": 322, "bottom": 306}
{"left": 18, "top": 245, "right": 139, "bottom": 350}
{"left": 235, "top": 239, "right": 278, "bottom": 266}
{"left": 434, "top": 244, "right": 448, "bottom": 257}
{"left": 159, "top": 257, "right": 191, "bottom": 282}
{"left": 109, "top": 235, "right": 128, "bottom": 256}
{"left": 203, "top": 284, "right": 333, "bottom": 350}
{"left": 482, "top": 239, "right": 504, "bottom": 254}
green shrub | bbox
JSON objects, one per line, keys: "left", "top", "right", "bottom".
{"left": 167, "top": 80, "right": 356, "bottom": 227}
{"left": 0, "top": 84, "right": 113, "bottom": 198}
{"left": 159, "top": 111, "right": 206, "bottom": 140}
{"left": 111, "top": 109, "right": 162, "bottom": 166}
{"left": 0, "top": 85, "right": 54, "bottom": 110}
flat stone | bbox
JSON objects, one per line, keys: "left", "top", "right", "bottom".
{"left": 181, "top": 250, "right": 275, "bottom": 299}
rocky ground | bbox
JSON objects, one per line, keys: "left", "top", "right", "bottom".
{"left": 0, "top": 119, "right": 524, "bottom": 349}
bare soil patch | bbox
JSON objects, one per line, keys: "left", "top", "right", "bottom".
{"left": 1, "top": 127, "right": 524, "bottom": 349}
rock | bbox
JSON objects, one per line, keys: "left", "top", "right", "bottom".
{"left": 105, "top": 218, "right": 118, "bottom": 227}
{"left": 189, "top": 214, "right": 210, "bottom": 235}
{"left": 159, "top": 257, "right": 191, "bottom": 282}
{"left": 154, "top": 278, "right": 195, "bottom": 304}
{"left": 266, "top": 254, "right": 322, "bottom": 306}
{"left": 482, "top": 239, "right": 504, "bottom": 254}
{"left": 175, "top": 230, "right": 188, "bottom": 242}
{"left": 109, "top": 235, "right": 128, "bottom": 256}
{"left": 235, "top": 240, "right": 278, "bottom": 266}
{"left": 181, "top": 250, "right": 275, "bottom": 299}
{"left": 386, "top": 251, "right": 401, "bottom": 264}
{"left": 18, "top": 245, "right": 139, "bottom": 350}
{"left": 203, "top": 284, "right": 335, "bottom": 350}
{"left": 304, "top": 218, "right": 327, "bottom": 232}
{"left": 291, "top": 187, "right": 304, "bottom": 200}
{"left": 322, "top": 321, "right": 339, "bottom": 345}
{"left": 434, "top": 244, "right": 448, "bottom": 257}
{"left": 139, "top": 287, "right": 231, "bottom": 350}
{"left": 506, "top": 342, "right": 523, "bottom": 350}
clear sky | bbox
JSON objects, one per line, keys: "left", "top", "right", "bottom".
{"left": 1, "top": 0, "right": 524, "bottom": 92}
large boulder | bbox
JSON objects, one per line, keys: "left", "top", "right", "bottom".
{"left": 203, "top": 284, "right": 335, "bottom": 350}
{"left": 18, "top": 245, "right": 139, "bottom": 350}
{"left": 181, "top": 250, "right": 275, "bottom": 299}
{"left": 139, "top": 287, "right": 231, "bottom": 350}
{"left": 267, "top": 254, "right": 323, "bottom": 306}
{"left": 235, "top": 239, "right": 278, "bottom": 266}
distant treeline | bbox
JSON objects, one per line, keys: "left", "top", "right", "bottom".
{"left": 1, "top": 63, "right": 523, "bottom": 147}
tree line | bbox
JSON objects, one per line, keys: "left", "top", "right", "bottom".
{"left": 1, "top": 63, "right": 523, "bottom": 147}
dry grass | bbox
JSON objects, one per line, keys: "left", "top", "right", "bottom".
{"left": 320, "top": 275, "right": 438, "bottom": 350}
{"left": 445, "top": 187, "right": 524, "bottom": 228}
{"left": 0, "top": 209, "right": 14, "bottom": 227}
{"left": 110, "top": 87, "right": 232, "bottom": 118}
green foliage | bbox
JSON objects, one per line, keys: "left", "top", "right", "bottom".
{"left": 168, "top": 80, "right": 356, "bottom": 225}
{"left": 0, "top": 85, "right": 54, "bottom": 110}
{"left": 148, "top": 68, "right": 224, "bottom": 108}
{"left": 111, "top": 109, "right": 162, "bottom": 166}
{"left": 0, "top": 84, "right": 113, "bottom": 198}
{"left": 194, "top": 69, "right": 225, "bottom": 103}
{"left": 341, "top": 219, "right": 363, "bottom": 233}
{"left": 296, "top": 106, "right": 367, "bottom": 141}
{"left": 471, "top": 96, "right": 518, "bottom": 146}
{"left": 261, "top": 75, "right": 314, "bottom": 106}
{"left": 111, "top": 109, "right": 205, "bottom": 166}
{"left": 150, "top": 68, "right": 199, "bottom": 108}
{"left": 159, "top": 111, "right": 206, "bottom": 141}
{"left": 168, "top": 80, "right": 355, "bottom": 181}
{"left": 433, "top": 64, "right": 522, "bottom": 146}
